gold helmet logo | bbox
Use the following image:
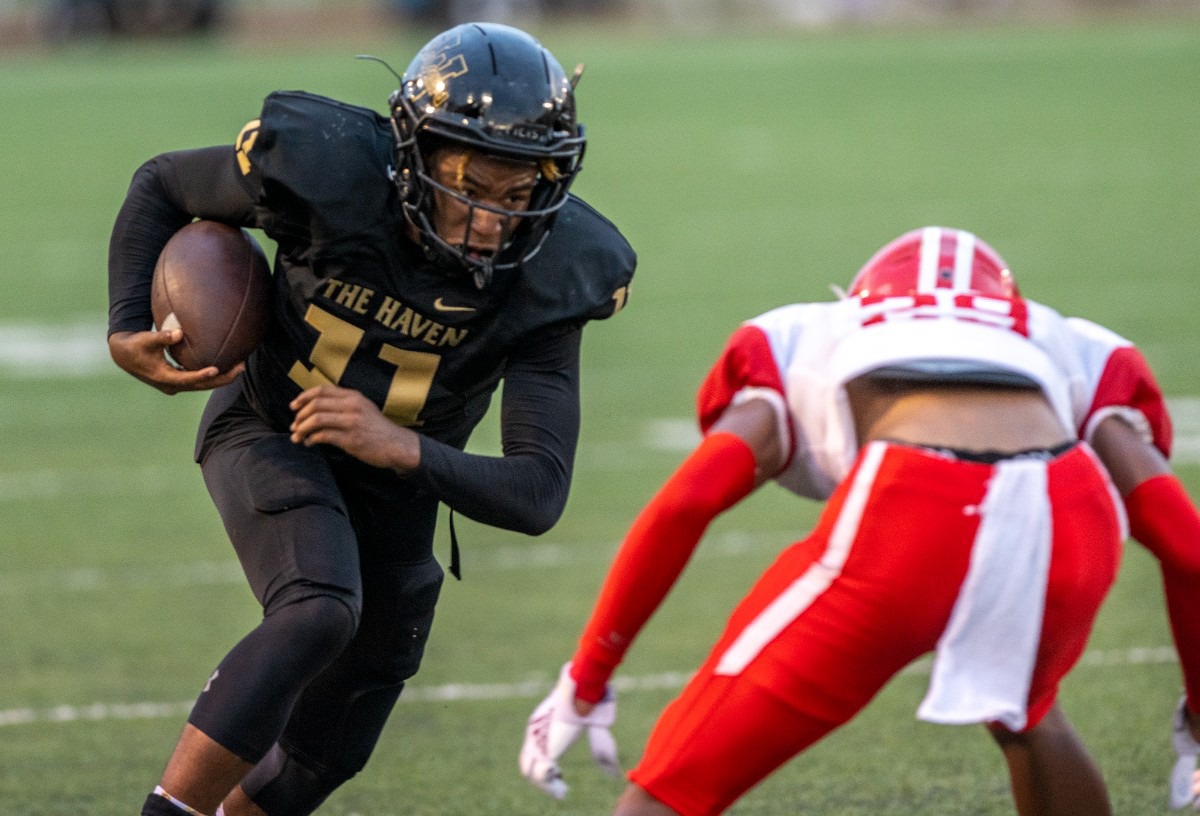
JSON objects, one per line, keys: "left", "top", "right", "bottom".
{"left": 409, "top": 33, "right": 470, "bottom": 110}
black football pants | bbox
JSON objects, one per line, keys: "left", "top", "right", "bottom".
{"left": 192, "top": 386, "right": 444, "bottom": 815}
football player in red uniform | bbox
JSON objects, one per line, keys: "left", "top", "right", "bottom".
{"left": 108, "top": 23, "right": 635, "bottom": 816}
{"left": 522, "top": 227, "right": 1200, "bottom": 815}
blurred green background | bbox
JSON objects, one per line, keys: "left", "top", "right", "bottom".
{"left": 1, "top": 5, "right": 1198, "bottom": 814}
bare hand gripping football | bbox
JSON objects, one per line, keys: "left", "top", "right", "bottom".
{"left": 150, "top": 220, "right": 272, "bottom": 372}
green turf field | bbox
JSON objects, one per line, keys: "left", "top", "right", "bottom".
{"left": 1, "top": 15, "right": 1198, "bottom": 815}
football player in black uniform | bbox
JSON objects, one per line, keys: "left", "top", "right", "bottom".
{"left": 107, "top": 23, "right": 635, "bottom": 816}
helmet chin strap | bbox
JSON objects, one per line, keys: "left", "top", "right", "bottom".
{"left": 413, "top": 228, "right": 499, "bottom": 289}
{"left": 473, "top": 259, "right": 494, "bottom": 290}
{"left": 461, "top": 200, "right": 498, "bottom": 289}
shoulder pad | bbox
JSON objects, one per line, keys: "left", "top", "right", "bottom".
{"left": 233, "top": 91, "right": 394, "bottom": 239}
{"left": 520, "top": 196, "right": 636, "bottom": 323}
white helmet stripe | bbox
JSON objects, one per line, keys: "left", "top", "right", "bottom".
{"left": 953, "top": 230, "right": 976, "bottom": 290}
{"left": 917, "top": 226, "right": 942, "bottom": 290}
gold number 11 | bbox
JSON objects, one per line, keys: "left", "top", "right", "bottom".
{"left": 288, "top": 304, "right": 441, "bottom": 427}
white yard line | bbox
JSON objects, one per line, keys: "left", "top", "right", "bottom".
{"left": 0, "top": 320, "right": 112, "bottom": 377}
{"left": 0, "top": 464, "right": 190, "bottom": 503}
{"left": 0, "top": 560, "right": 246, "bottom": 596}
{"left": 0, "top": 647, "right": 1179, "bottom": 728}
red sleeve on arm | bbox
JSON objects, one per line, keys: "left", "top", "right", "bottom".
{"left": 1087, "top": 345, "right": 1173, "bottom": 459}
{"left": 1126, "top": 474, "right": 1200, "bottom": 708}
{"left": 697, "top": 324, "right": 786, "bottom": 434}
{"left": 569, "top": 431, "right": 758, "bottom": 703}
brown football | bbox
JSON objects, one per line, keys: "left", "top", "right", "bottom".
{"left": 151, "top": 220, "right": 272, "bottom": 372}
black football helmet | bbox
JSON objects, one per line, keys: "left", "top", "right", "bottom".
{"left": 390, "top": 23, "right": 586, "bottom": 287}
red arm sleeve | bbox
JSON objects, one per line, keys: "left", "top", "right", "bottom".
{"left": 1126, "top": 474, "right": 1200, "bottom": 708}
{"left": 1086, "top": 345, "right": 1173, "bottom": 459}
{"left": 568, "top": 431, "right": 759, "bottom": 703}
{"left": 696, "top": 324, "right": 786, "bottom": 434}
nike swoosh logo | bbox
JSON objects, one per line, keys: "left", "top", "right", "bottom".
{"left": 433, "top": 297, "right": 477, "bottom": 313}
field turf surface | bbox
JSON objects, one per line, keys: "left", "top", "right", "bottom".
{"left": 0, "top": 14, "right": 1198, "bottom": 814}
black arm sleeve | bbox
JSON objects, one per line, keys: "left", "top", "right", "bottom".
{"left": 108, "top": 146, "right": 257, "bottom": 336}
{"left": 412, "top": 324, "right": 583, "bottom": 536}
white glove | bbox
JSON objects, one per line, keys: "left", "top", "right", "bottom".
{"left": 1171, "top": 696, "right": 1200, "bottom": 810}
{"left": 519, "top": 662, "right": 621, "bottom": 799}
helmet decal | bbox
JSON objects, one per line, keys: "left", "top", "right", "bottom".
{"left": 409, "top": 32, "right": 469, "bottom": 110}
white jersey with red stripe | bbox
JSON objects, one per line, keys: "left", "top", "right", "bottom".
{"left": 696, "top": 292, "right": 1172, "bottom": 501}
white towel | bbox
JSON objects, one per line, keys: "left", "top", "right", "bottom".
{"left": 917, "top": 458, "right": 1052, "bottom": 731}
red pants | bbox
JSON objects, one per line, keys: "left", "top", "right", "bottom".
{"left": 631, "top": 442, "right": 1121, "bottom": 816}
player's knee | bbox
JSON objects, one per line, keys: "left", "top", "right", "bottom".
{"left": 242, "top": 743, "right": 354, "bottom": 815}
{"left": 268, "top": 591, "right": 359, "bottom": 666}
{"left": 185, "top": 590, "right": 360, "bottom": 764}
{"left": 366, "top": 618, "right": 435, "bottom": 685}
{"left": 351, "top": 557, "right": 443, "bottom": 683}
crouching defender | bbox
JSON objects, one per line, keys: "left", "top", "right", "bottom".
{"left": 521, "top": 226, "right": 1200, "bottom": 815}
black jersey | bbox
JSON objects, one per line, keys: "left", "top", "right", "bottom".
{"left": 234, "top": 91, "right": 635, "bottom": 445}
{"left": 109, "top": 90, "right": 636, "bottom": 535}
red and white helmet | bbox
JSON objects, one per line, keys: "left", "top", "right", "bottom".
{"left": 848, "top": 226, "right": 1018, "bottom": 298}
